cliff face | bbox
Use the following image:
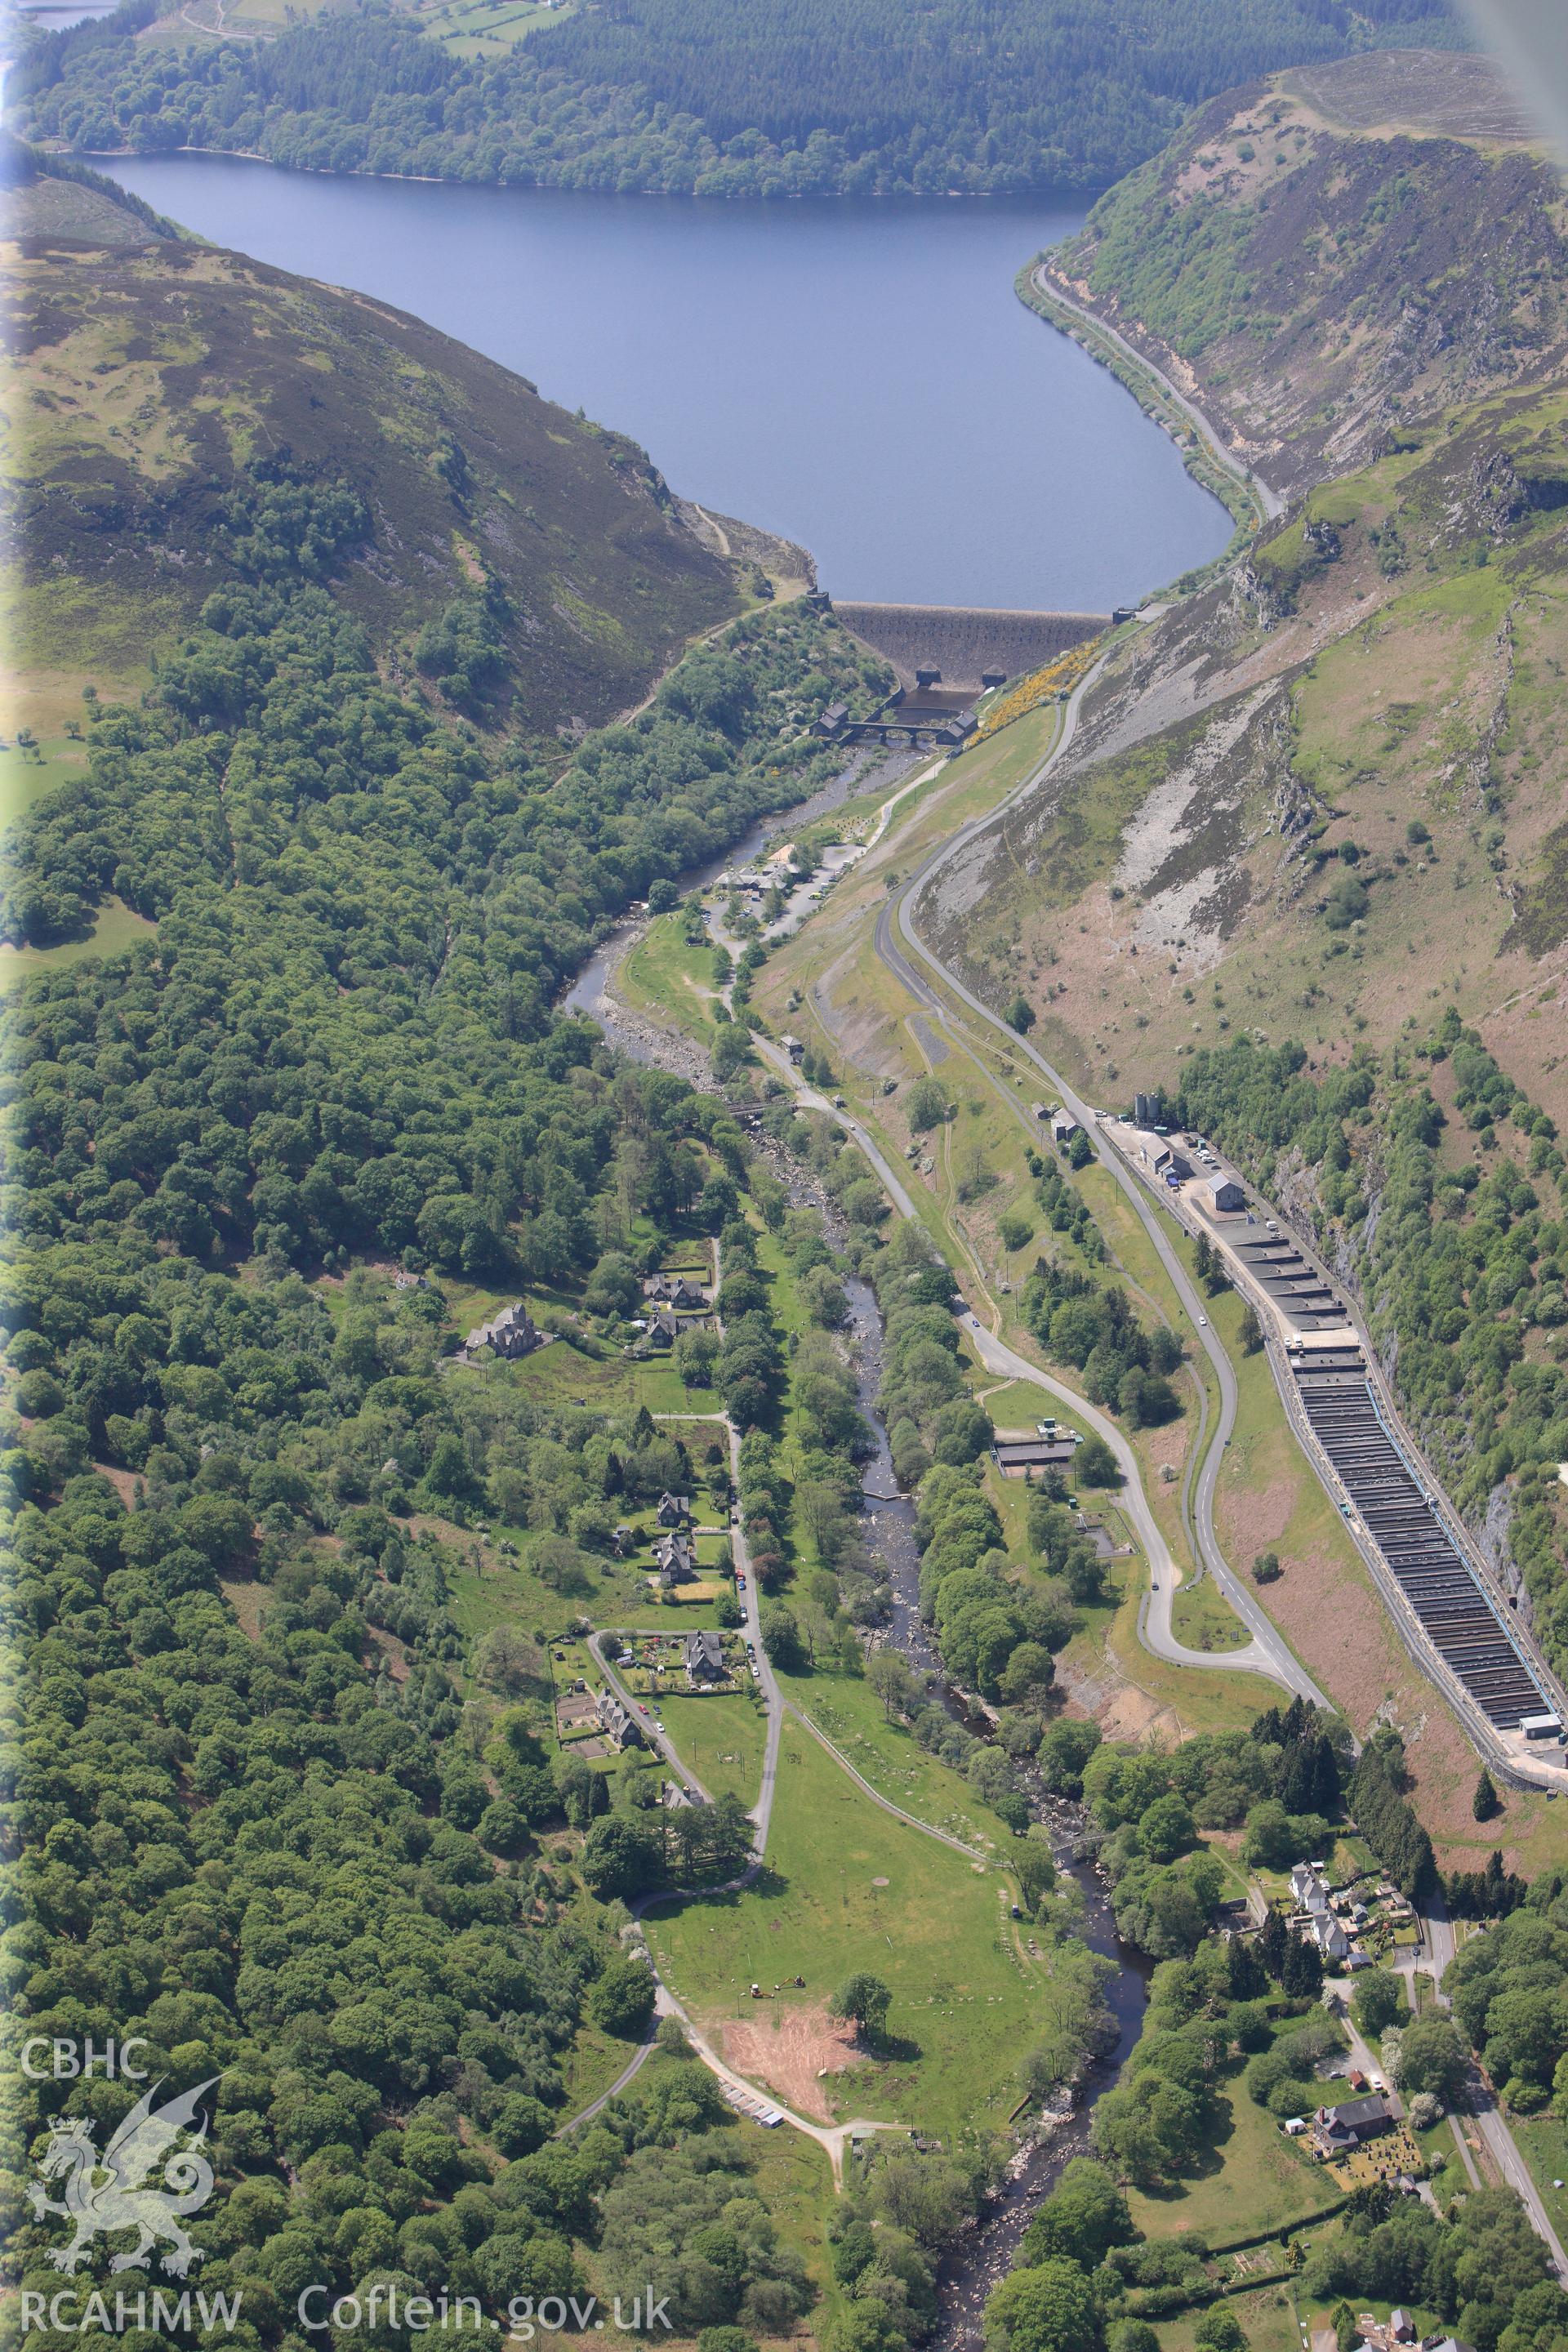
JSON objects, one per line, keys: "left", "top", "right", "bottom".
{"left": 1043, "top": 48, "right": 1568, "bottom": 499}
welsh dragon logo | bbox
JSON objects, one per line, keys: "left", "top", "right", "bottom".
{"left": 28, "top": 2077, "right": 220, "bottom": 2278}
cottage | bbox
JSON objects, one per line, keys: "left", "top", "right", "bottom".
{"left": 684, "top": 1629, "right": 727, "bottom": 1685}
{"left": 1390, "top": 2314, "right": 1414, "bottom": 2345}
{"left": 656, "top": 1492, "right": 693, "bottom": 1527}
{"left": 781, "top": 1034, "right": 805, "bottom": 1062}
{"left": 464, "top": 1301, "right": 542, "bottom": 1361}
{"left": 643, "top": 1310, "right": 681, "bottom": 1352}
{"left": 654, "top": 1531, "right": 697, "bottom": 1584}
{"left": 1207, "top": 1174, "right": 1246, "bottom": 1214}
{"left": 1290, "top": 1860, "right": 1332, "bottom": 1913}
{"left": 1050, "top": 1111, "right": 1080, "bottom": 1146}
{"left": 596, "top": 1691, "right": 644, "bottom": 1750}
{"left": 1311, "top": 1912, "right": 1352, "bottom": 1963}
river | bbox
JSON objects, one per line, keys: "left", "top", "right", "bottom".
{"left": 105, "top": 158, "right": 1230, "bottom": 609}
{"left": 846, "top": 1270, "right": 1152, "bottom": 2347}
{"left": 733, "top": 1156, "right": 1150, "bottom": 2349}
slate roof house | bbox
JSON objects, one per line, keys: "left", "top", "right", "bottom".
{"left": 644, "top": 1274, "right": 709, "bottom": 1309}
{"left": 1309, "top": 1911, "right": 1352, "bottom": 1962}
{"left": 654, "top": 1531, "right": 697, "bottom": 1584}
{"left": 462, "top": 1301, "right": 542, "bottom": 1361}
{"left": 1290, "top": 1860, "right": 1332, "bottom": 1913}
{"left": 1312, "top": 2092, "right": 1398, "bottom": 2157}
{"left": 595, "top": 1691, "right": 644, "bottom": 1749}
{"left": 684, "top": 1630, "right": 727, "bottom": 1684}
{"left": 656, "top": 1492, "right": 693, "bottom": 1526}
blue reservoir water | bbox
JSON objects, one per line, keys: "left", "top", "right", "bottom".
{"left": 107, "top": 158, "right": 1230, "bottom": 608}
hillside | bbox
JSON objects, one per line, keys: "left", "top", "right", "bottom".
{"left": 0, "top": 248, "right": 900, "bottom": 2352}
{"left": 11, "top": 0, "right": 1463, "bottom": 198}
{"left": 0, "top": 131, "right": 185, "bottom": 243}
{"left": 922, "top": 49, "right": 1568, "bottom": 1120}
{"left": 921, "top": 378, "right": 1568, "bottom": 1111}
{"left": 5, "top": 233, "right": 751, "bottom": 759}
{"left": 1038, "top": 48, "right": 1568, "bottom": 497}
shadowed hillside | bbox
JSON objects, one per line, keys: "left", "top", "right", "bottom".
{"left": 6, "top": 233, "right": 750, "bottom": 751}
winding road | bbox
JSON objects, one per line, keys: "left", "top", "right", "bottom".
{"left": 1028, "top": 267, "right": 1285, "bottom": 526}
{"left": 752, "top": 664, "right": 1315, "bottom": 1699}
{"left": 862, "top": 653, "right": 1325, "bottom": 1702}
{"left": 700, "top": 717, "right": 1311, "bottom": 1695}
{"left": 953, "top": 1309, "right": 1294, "bottom": 1687}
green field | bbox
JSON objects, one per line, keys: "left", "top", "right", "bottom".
{"left": 1507, "top": 2113, "right": 1568, "bottom": 2254}
{"left": 978, "top": 1378, "right": 1080, "bottom": 1431}
{"left": 0, "top": 896, "right": 155, "bottom": 990}
{"left": 657, "top": 1690, "right": 768, "bottom": 1808}
{"left": 412, "top": 0, "right": 577, "bottom": 56}
{"left": 1125, "top": 2037, "right": 1343, "bottom": 2246}
{"left": 778, "top": 1664, "right": 1000, "bottom": 1849}
{"left": 1157, "top": 2292, "right": 1303, "bottom": 2352}
{"left": 447, "top": 1521, "right": 732, "bottom": 1657}
{"left": 1170, "top": 1572, "right": 1250, "bottom": 1652}
{"left": 619, "top": 914, "right": 719, "bottom": 1042}
{"left": 646, "top": 1724, "right": 1040, "bottom": 2142}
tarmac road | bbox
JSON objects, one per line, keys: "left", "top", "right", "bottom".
{"left": 868, "top": 664, "right": 1325, "bottom": 1704}
{"left": 956, "top": 1310, "right": 1296, "bottom": 1688}
{"left": 1029, "top": 266, "right": 1285, "bottom": 524}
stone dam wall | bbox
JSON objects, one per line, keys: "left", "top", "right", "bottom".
{"left": 833, "top": 601, "right": 1108, "bottom": 692}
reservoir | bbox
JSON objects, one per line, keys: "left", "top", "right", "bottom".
{"left": 105, "top": 160, "right": 1231, "bottom": 608}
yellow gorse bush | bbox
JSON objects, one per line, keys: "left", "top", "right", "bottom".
{"left": 973, "top": 635, "right": 1103, "bottom": 741}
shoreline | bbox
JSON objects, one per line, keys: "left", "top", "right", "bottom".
{"left": 1014, "top": 256, "right": 1285, "bottom": 592}
{"left": 54, "top": 138, "right": 1112, "bottom": 205}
